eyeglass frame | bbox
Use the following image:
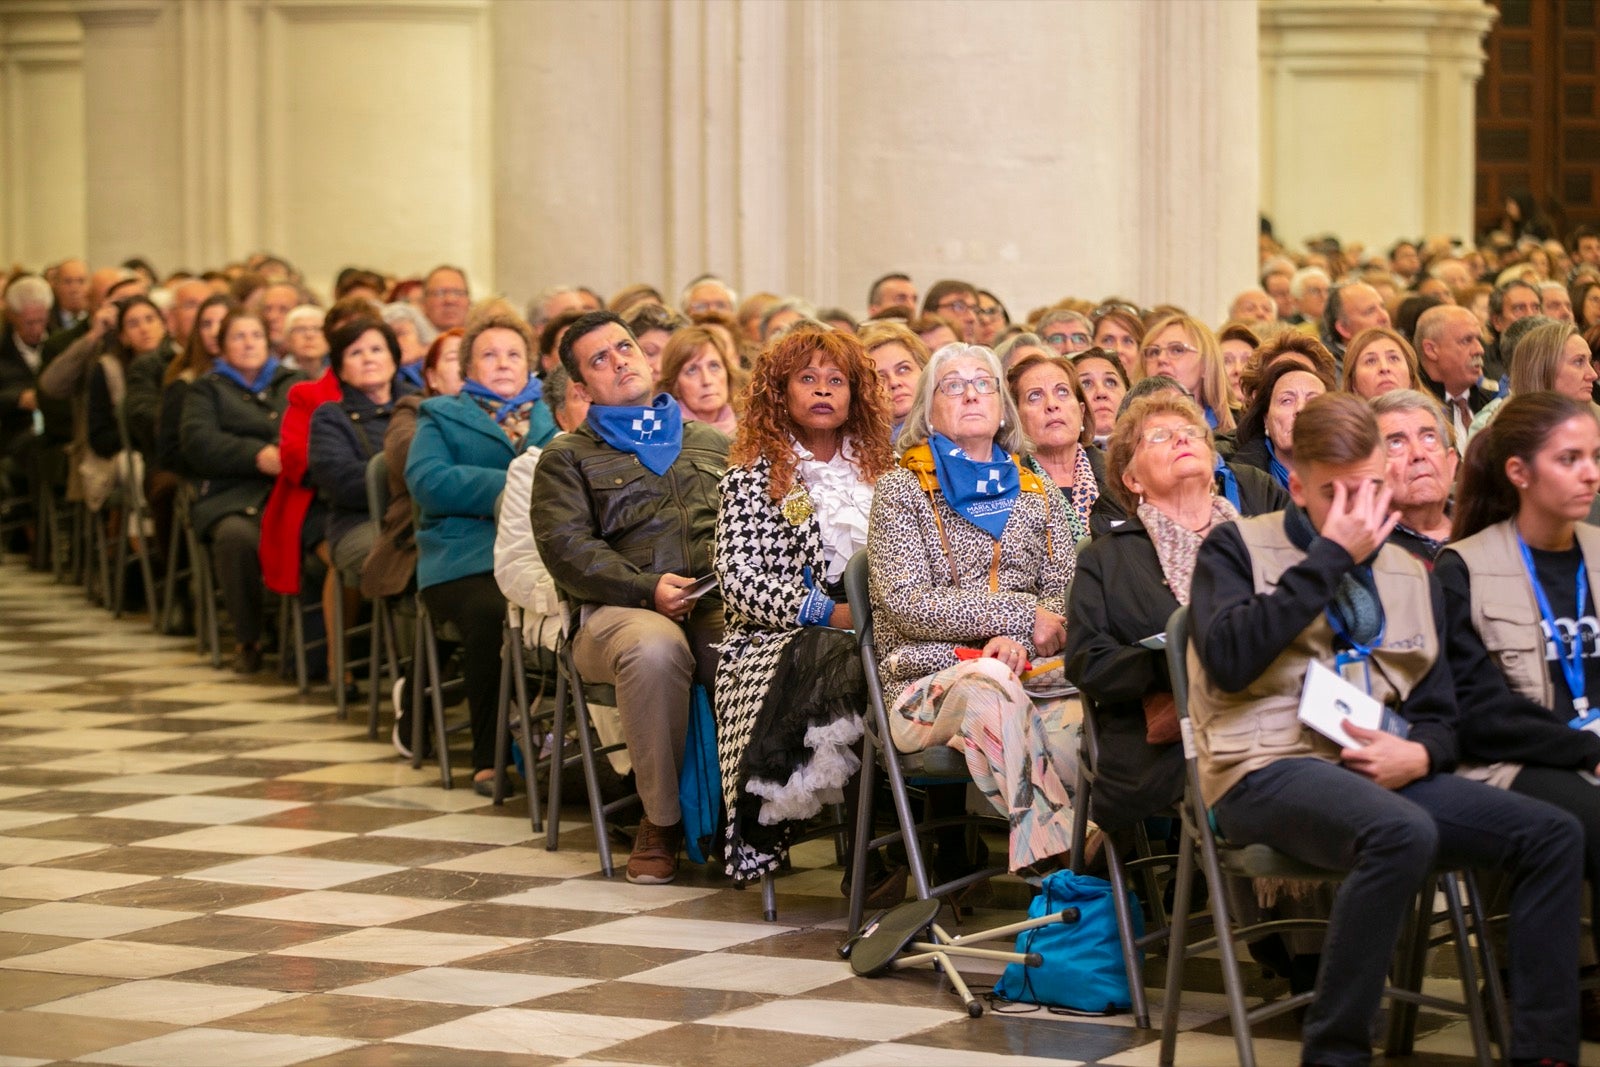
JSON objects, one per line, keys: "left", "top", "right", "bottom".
{"left": 934, "top": 374, "right": 1002, "bottom": 397}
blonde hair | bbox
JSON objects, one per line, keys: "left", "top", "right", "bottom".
{"left": 1137, "top": 313, "right": 1236, "bottom": 434}
{"left": 656, "top": 325, "right": 747, "bottom": 415}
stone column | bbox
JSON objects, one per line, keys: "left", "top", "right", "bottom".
{"left": 0, "top": 1, "right": 87, "bottom": 266}
{"left": 1259, "top": 0, "right": 1496, "bottom": 251}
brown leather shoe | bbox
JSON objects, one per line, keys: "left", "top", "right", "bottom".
{"left": 626, "top": 818, "right": 683, "bottom": 884}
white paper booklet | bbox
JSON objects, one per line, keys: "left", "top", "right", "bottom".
{"left": 1297, "top": 659, "right": 1387, "bottom": 749}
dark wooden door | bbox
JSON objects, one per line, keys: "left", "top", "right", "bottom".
{"left": 1477, "top": 0, "right": 1600, "bottom": 237}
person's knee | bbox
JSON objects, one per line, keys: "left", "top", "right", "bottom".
{"left": 1365, "top": 805, "right": 1438, "bottom": 875}
{"left": 613, "top": 617, "right": 694, "bottom": 679}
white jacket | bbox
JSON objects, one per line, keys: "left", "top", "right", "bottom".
{"left": 493, "top": 448, "right": 562, "bottom": 651}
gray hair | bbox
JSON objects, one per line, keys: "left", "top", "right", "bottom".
{"left": 284, "top": 304, "right": 324, "bottom": 332}
{"left": 1290, "top": 266, "right": 1331, "bottom": 298}
{"left": 759, "top": 297, "right": 817, "bottom": 339}
{"left": 1370, "top": 387, "right": 1454, "bottom": 451}
{"left": 1036, "top": 308, "right": 1092, "bottom": 337}
{"left": 382, "top": 301, "right": 437, "bottom": 346}
{"left": 1538, "top": 280, "right": 1568, "bottom": 296}
{"left": 896, "top": 342, "right": 1025, "bottom": 455}
{"left": 678, "top": 274, "right": 738, "bottom": 314}
{"left": 527, "top": 285, "right": 579, "bottom": 330}
{"left": 1116, "top": 373, "right": 1190, "bottom": 420}
{"left": 4, "top": 275, "right": 52, "bottom": 313}
{"left": 545, "top": 363, "right": 575, "bottom": 416}
{"left": 993, "top": 332, "right": 1048, "bottom": 369}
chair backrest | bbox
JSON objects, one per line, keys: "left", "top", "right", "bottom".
{"left": 843, "top": 549, "right": 873, "bottom": 650}
{"left": 365, "top": 452, "right": 388, "bottom": 524}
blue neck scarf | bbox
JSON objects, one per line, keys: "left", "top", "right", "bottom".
{"left": 928, "top": 431, "right": 1020, "bottom": 540}
{"left": 211, "top": 356, "right": 280, "bottom": 394}
{"left": 461, "top": 375, "right": 543, "bottom": 424}
{"left": 587, "top": 393, "right": 684, "bottom": 476}
{"left": 1264, "top": 437, "right": 1291, "bottom": 490}
{"left": 1213, "top": 454, "right": 1240, "bottom": 508}
{"left": 397, "top": 362, "right": 424, "bottom": 391}
{"left": 1203, "top": 405, "right": 1219, "bottom": 430}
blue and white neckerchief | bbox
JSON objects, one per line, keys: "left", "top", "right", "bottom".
{"left": 1213, "top": 454, "right": 1240, "bottom": 508}
{"left": 587, "top": 392, "right": 684, "bottom": 476}
{"left": 928, "top": 431, "right": 1020, "bottom": 540}
{"left": 1264, "top": 437, "right": 1291, "bottom": 490}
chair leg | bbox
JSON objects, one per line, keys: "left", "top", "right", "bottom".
{"left": 410, "top": 601, "right": 428, "bottom": 771}
{"left": 1439, "top": 874, "right": 1495, "bottom": 1067}
{"left": 332, "top": 573, "right": 348, "bottom": 721}
{"left": 569, "top": 660, "right": 616, "bottom": 878}
{"left": 1198, "top": 825, "right": 1256, "bottom": 1067}
{"left": 424, "top": 616, "right": 451, "bottom": 789}
{"left": 1158, "top": 829, "right": 1194, "bottom": 1067}
{"left": 761, "top": 871, "right": 777, "bottom": 923}
{"left": 846, "top": 733, "right": 878, "bottom": 936}
{"left": 111, "top": 507, "right": 129, "bottom": 617}
{"left": 1461, "top": 870, "right": 1512, "bottom": 1061}
{"left": 884, "top": 740, "right": 932, "bottom": 901}
{"left": 366, "top": 599, "right": 386, "bottom": 739}
{"left": 1104, "top": 831, "right": 1151, "bottom": 1028}
{"left": 508, "top": 629, "right": 543, "bottom": 833}
{"left": 545, "top": 654, "right": 569, "bottom": 852}
{"left": 290, "top": 594, "right": 310, "bottom": 694}
{"left": 1384, "top": 879, "right": 1432, "bottom": 1056}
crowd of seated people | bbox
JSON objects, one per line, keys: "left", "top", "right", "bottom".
{"left": 5, "top": 223, "right": 1600, "bottom": 1066}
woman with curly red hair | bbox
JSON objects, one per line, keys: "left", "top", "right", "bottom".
{"left": 712, "top": 325, "right": 894, "bottom": 885}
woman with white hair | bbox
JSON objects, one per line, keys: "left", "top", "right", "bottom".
{"left": 382, "top": 302, "right": 437, "bottom": 391}
{"left": 869, "top": 342, "right": 1080, "bottom": 873}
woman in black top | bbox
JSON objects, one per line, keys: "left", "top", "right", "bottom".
{"left": 1437, "top": 391, "right": 1600, "bottom": 962}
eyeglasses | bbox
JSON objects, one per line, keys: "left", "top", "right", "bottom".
{"left": 1141, "top": 423, "right": 1207, "bottom": 447}
{"left": 426, "top": 287, "right": 467, "bottom": 300}
{"left": 1046, "top": 331, "right": 1092, "bottom": 348}
{"left": 935, "top": 375, "right": 1001, "bottom": 397}
{"left": 1091, "top": 302, "right": 1141, "bottom": 321}
{"left": 1383, "top": 430, "right": 1445, "bottom": 455}
{"left": 935, "top": 299, "right": 976, "bottom": 316}
{"left": 688, "top": 301, "right": 731, "bottom": 315}
{"left": 975, "top": 305, "right": 1005, "bottom": 319}
{"left": 1142, "top": 342, "right": 1199, "bottom": 362}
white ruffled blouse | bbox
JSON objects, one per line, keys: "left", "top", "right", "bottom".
{"left": 792, "top": 436, "right": 875, "bottom": 583}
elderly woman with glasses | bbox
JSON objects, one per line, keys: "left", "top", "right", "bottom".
{"left": 869, "top": 342, "right": 1080, "bottom": 873}
{"left": 1006, "top": 350, "right": 1105, "bottom": 542}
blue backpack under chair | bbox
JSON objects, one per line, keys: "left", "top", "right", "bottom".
{"left": 994, "top": 868, "right": 1141, "bottom": 1014}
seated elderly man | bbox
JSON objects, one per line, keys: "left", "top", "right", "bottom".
{"left": 680, "top": 275, "right": 737, "bottom": 320}
{"left": 1320, "top": 282, "right": 1390, "bottom": 364}
{"left": 1288, "top": 266, "right": 1331, "bottom": 328}
{"left": 531, "top": 310, "right": 727, "bottom": 885}
{"left": 1540, "top": 280, "right": 1575, "bottom": 323}
{"left": 1372, "top": 389, "right": 1457, "bottom": 563}
{"left": 1228, "top": 288, "right": 1275, "bottom": 326}
{"left": 1188, "top": 391, "right": 1583, "bottom": 1067}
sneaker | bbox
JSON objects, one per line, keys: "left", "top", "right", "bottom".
{"left": 626, "top": 818, "right": 683, "bottom": 884}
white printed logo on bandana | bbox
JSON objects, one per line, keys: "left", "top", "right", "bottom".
{"left": 976, "top": 468, "right": 1003, "bottom": 495}
{"left": 632, "top": 409, "right": 663, "bottom": 440}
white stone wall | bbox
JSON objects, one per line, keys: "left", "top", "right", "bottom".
{"left": 0, "top": 0, "right": 1493, "bottom": 325}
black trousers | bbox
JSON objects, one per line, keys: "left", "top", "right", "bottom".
{"left": 419, "top": 573, "right": 506, "bottom": 773}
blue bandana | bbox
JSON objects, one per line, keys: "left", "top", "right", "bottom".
{"left": 210, "top": 356, "right": 280, "bottom": 394}
{"left": 928, "top": 431, "right": 1020, "bottom": 540}
{"left": 461, "top": 375, "right": 543, "bottom": 423}
{"left": 1264, "top": 437, "right": 1291, "bottom": 490}
{"left": 587, "top": 393, "right": 684, "bottom": 476}
{"left": 1213, "top": 454, "right": 1241, "bottom": 508}
{"left": 397, "top": 362, "right": 424, "bottom": 391}
{"left": 1203, "top": 404, "right": 1220, "bottom": 430}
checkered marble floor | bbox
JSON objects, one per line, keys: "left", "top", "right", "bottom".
{"left": 0, "top": 560, "right": 1534, "bottom": 1066}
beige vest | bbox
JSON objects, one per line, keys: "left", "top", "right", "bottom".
{"left": 1446, "top": 519, "right": 1600, "bottom": 789}
{"left": 1186, "top": 513, "right": 1439, "bottom": 807}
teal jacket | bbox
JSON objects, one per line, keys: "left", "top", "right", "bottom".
{"left": 405, "top": 392, "right": 548, "bottom": 589}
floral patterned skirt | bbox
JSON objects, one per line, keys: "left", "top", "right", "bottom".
{"left": 888, "top": 657, "right": 1077, "bottom": 872}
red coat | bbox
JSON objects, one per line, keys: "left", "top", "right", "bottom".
{"left": 260, "top": 368, "right": 341, "bottom": 594}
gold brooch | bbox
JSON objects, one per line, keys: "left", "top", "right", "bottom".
{"left": 781, "top": 485, "right": 815, "bottom": 526}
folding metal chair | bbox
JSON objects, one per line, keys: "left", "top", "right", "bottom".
{"left": 1158, "top": 604, "right": 1505, "bottom": 1067}
{"left": 544, "top": 597, "right": 641, "bottom": 878}
{"left": 1066, "top": 689, "right": 1185, "bottom": 1028}
{"left": 362, "top": 453, "right": 406, "bottom": 738}
{"left": 842, "top": 549, "right": 1009, "bottom": 938}
{"left": 492, "top": 602, "right": 560, "bottom": 831}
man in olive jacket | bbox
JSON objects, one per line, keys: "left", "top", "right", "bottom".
{"left": 531, "top": 311, "right": 726, "bottom": 885}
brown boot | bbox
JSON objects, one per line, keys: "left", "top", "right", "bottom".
{"left": 626, "top": 818, "right": 683, "bottom": 885}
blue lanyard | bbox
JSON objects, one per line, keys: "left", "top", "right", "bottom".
{"left": 1515, "top": 533, "right": 1590, "bottom": 719}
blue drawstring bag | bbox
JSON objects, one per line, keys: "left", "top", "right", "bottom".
{"left": 678, "top": 682, "right": 720, "bottom": 864}
{"left": 994, "top": 868, "right": 1141, "bottom": 1013}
